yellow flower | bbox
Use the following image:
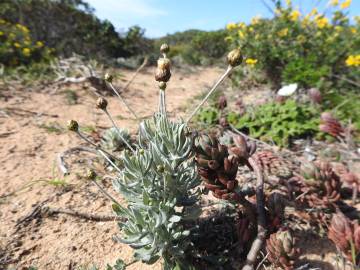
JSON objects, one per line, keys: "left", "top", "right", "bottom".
{"left": 24, "top": 40, "right": 30, "bottom": 46}
{"left": 238, "top": 22, "right": 246, "bottom": 29}
{"left": 245, "top": 58, "right": 258, "bottom": 66}
{"left": 0, "top": 19, "right": 6, "bottom": 24}
{"left": 330, "top": 0, "right": 339, "bottom": 6}
{"left": 238, "top": 30, "right": 245, "bottom": 39}
{"left": 21, "top": 26, "right": 29, "bottom": 33}
{"left": 340, "top": 0, "right": 351, "bottom": 9}
{"left": 226, "top": 22, "right": 237, "bottom": 31}
{"left": 316, "top": 17, "right": 329, "bottom": 29}
{"left": 14, "top": 42, "right": 21, "bottom": 48}
{"left": 36, "top": 41, "right": 44, "bottom": 47}
{"left": 350, "top": 27, "right": 357, "bottom": 34}
{"left": 290, "top": 10, "right": 301, "bottom": 21}
{"left": 345, "top": 55, "right": 360, "bottom": 66}
{"left": 0, "top": 31, "right": 3, "bottom": 36}
{"left": 286, "top": 0, "right": 292, "bottom": 6}
{"left": 22, "top": 47, "right": 31, "bottom": 57}
{"left": 278, "top": 28, "right": 289, "bottom": 37}
{"left": 251, "top": 16, "right": 261, "bottom": 25}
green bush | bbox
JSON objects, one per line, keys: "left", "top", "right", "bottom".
{"left": 0, "top": 19, "right": 52, "bottom": 66}
{"left": 154, "top": 29, "right": 228, "bottom": 65}
{"left": 226, "top": 0, "right": 360, "bottom": 89}
{"left": 0, "top": 0, "right": 152, "bottom": 60}
{"left": 228, "top": 100, "right": 319, "bottom": 147}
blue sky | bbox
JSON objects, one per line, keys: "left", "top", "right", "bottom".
{"left": 86, "top": 0, "right": 360, "bottom": 37}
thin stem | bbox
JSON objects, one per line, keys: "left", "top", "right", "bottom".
{"left": 242, "top": 157, "right": 267, "bottom": 270}
{"left": 103, "top": 109, "right": 135, "bottom": 152}
{"left": 108, "top": 82, "right": 139, "bottom": 120}
{"left": 186, "top": 65, "right": 233, "bottom": 124}
{"left": 76, "top": 131, "right": 121, "bottom": 164}
{"left": 97, "top": 149, "right": 122, "bottom": 173}
{"left": 91, "top": 178, "right": 122, "bottom": 206}
{"left": 159, "top": 90, "right": 167, "bottom": 116}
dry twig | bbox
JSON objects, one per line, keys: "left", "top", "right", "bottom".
{"left": 242, "top": 157, "right": 267, "bottom": 270}
{"left": 41, "top": 206, "right": 124, "bottom": 222}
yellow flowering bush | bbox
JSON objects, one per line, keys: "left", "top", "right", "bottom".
{"left": 225, "top": 0, "right": 359, "bottom": 89}
{"left": 345, "top": 55, "right": 360, "bottom": 67}
{"left": 0, "top": 19, "right": 52, "bottom": 66}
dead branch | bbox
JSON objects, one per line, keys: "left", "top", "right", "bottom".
{"left": 242, "top": 157, "right": 267, "bottom": 270}
{"left": 41, "top": 206, "right": 124, "bottom": 222}
{"left": 3, "top": 107, "right": 58, "bottom": 118}
{"left": 120, "top": 56, "right": 148, "bottom": 94}
{"left": 57, "top": 146, "right": 97, "bottom": 175}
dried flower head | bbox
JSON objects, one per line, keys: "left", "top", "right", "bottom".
{"left": 96, "top": 97, "right": 108, "bottom": 110}
{"left": 104, "top": 73, "right": 113, "bottom": 83}
{"left": 158, "top": 81, "right": 167, "bottom": 90}
{"left": 155, "top": 58, "right": 171, "bottom": 82}
{"left": 227, "top": 48, "right": 243, "bottom": 67}
{"left": 86, "top": 169, "right": 97, "bottom": 180}
{"left": 67, "top": 119, "right": 79, "bottom": 132}
{"left": 160, "top": 43, "right": 170, "bottom": 54}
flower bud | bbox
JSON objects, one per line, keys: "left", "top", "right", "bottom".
{"left": 159, "top": 81, "right": 167, "bottom": 90}
{"left": 157, "top": 165, "right": 165, "bottom": 173}
{"left": 160, "top": 43, "right": 170, "bottom": 54}
{"left": 157, "top": 58, "right": 171, "bottom": 70}
{"left": 96, "top": 97, "right": 108, "bottom": 110}
{"left": 155, "top": 68, "right": 171, "bottom": 82}
{"left": 104, "top": 73, "right": 113, "bottom": 83}
{"left": 67, "top": 120, "right": 79, "bottom": 132}
{"left": 227, "top": 48, "right": 243, "bottom": 67}
{"left": 85, "top": 169, "right": 97, "bottom": 181}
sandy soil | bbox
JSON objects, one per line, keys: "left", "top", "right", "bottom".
{"left": 0, "top": 66, "right": 224, "bottom": 270}
{"left": 0, "top": 65, "right": 357, "bottom": 270}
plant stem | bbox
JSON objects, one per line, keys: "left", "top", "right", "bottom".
{"left": 108, "top": 82, "right": 139, "bottom": 120}
{"left": 186, "top": 65, "right": 233, "bottom": 124}
{"left": 242, "top": 157, "right": 267, "bottom": 270}
{"left": 76, "top": 131, "right": 122, "bottom": 172}
{"left": 103, "top": 109, "right": 135, "bottom": 152}
{"left": 91, "top": 178, "right": 122, "bottom": 206}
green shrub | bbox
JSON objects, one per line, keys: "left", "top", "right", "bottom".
{"left": 226, "top": 0, "right": 360, "bottom": 89}
{"left": 228, "top": 100, "right": 319, "bottom": 147}
{"left": 0, "top": 19, "right": 52, "bottom": 66}
{"left": 154, "top": 29, "right": 228, "bottom": 66}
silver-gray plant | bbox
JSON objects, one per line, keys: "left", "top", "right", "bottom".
{"left": 68, "top": 44, "right": 242, "bottom": 269}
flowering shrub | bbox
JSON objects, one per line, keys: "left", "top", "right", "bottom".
{"left": 226, "top": 0, "right": 360, "bottom": 89}
{"left": 0, "top": 19, "right": 52, "bottom": 66}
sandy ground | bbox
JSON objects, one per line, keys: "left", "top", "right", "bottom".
{"left": 0, "top": 66, "right": 224, "bottom": 270}
{"left": 0, "top": 65, "right": 357, "bottom": 270}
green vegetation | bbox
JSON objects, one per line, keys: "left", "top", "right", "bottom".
{"left": 155, "top": 29, "right": 229, "bottom": 65}
{"left": 229, "top": 100, "right": 319, "bottom": 147}
{"left": 226, "top": 0, "right": 360, "bottom": 90}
